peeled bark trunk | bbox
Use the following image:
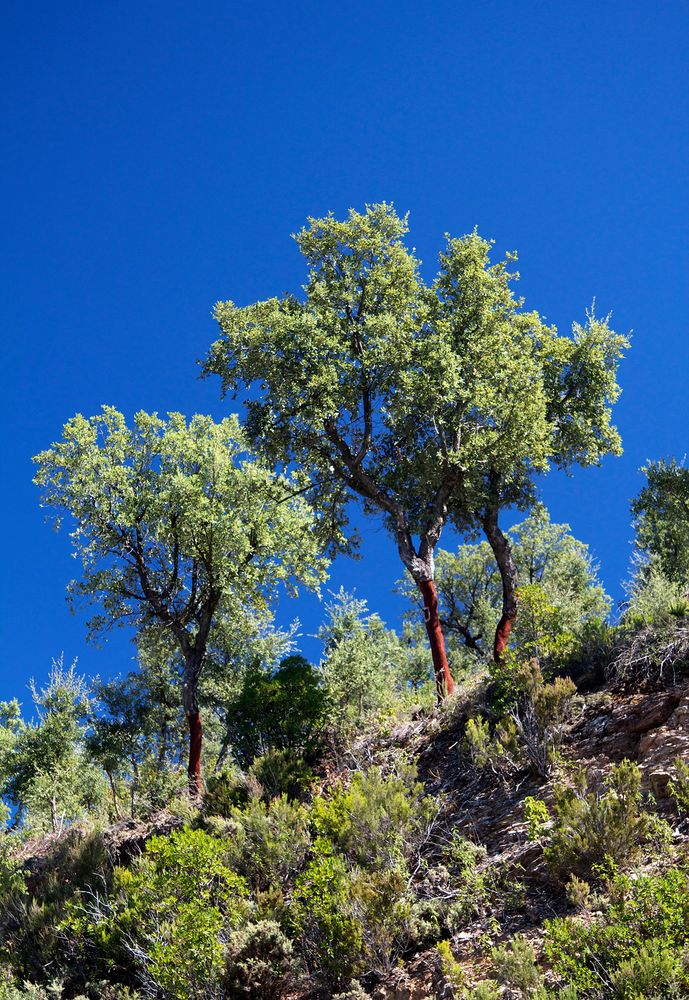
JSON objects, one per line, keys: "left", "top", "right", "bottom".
{"left": 183, "top": 656, "right": 204, "bottom": 797}
{"left": 418, "top": 578, "right": 455, "bottom": 700}
{"left": 187, "top": 712, "right": 203, "bottom": 797}
{"left": 483, "top": 510, "right": 518, "bottom": 663}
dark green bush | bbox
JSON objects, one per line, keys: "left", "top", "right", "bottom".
{"left": 224, "top": 656, "right": 330, "bottom": 767}
{"left": 223, "top": 920, "right": 295, "bottom": 999}
{"left": 248, "top": 748, "right": 315, "bottom": 801}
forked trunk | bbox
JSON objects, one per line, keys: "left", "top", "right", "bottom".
{"left": 483, "top": 509, "right": 518, "bottom": 664}
{"left": 418, "top": 578, "right": 455, "bottom": 701}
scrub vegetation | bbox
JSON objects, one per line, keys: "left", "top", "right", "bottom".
{"left": 3, "top": 206, "right": 689, "bottom": 998}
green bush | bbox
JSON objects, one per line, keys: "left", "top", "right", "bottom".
{"left": 544, "top": 760, "right": 670, "bottom": 878}
{"left": 202, "top": 766, "right": 261, "bottom": 817}
{"left": 223, "top": 920, "right": 295, "bottom": 999}
{"left": 491, "top": 934, "right": 543, "bottom": 995}
{"left": 223, "top": 656, "right": 330, "bottom": 767}
{"left": 226, "top": 794, "right": 311, "bottom": 891}
{"left": 524, "top": 796, "right": 550, "bottom": 841}
{"left": 74, "top": 827, "right": 250, "bottom": 999}
{"left": 291, "top": 840, "right": 362, "bottom": 988}
{"left": 310, "top": 764, "right": 437, "bottom": 871}
{"left": 544, "top": 866, "right": 689, "bottom": 995}
{"left": 248, "top": 749, "right": 315, "bottom": 801}
{"left": 610, "top": 939, "right": 680, "bottom": 998}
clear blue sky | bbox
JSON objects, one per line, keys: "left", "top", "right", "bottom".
{"left": 2, "top": 2, "right": 688, "bottom": 703}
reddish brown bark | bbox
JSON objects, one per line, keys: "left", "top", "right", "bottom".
{"left": 482, "top": 503, "right": 518, "bottom": 664}
{"left": 493, "top": 607, "right": 517, "bottom": 662}
{"left": 187, "top": 711, "right": 203, "bottom": 797}
{"left": 418, "top": 578, "right": 455, "bottom": 700}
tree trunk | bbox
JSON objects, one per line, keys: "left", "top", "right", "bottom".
{"left": 183, "top": 657, "right": 204, "bottom": 797}
{"left": 483, "top": 509, "right": 518, "bottom": 663}
{"left": 417, "top": 578, "right": 455, "bottom": 700}
{"left": 106, "top": 770, "right": 121, "bottom": 821}
{"left": 187, "top": 712, "right": 203, "bottom": 796}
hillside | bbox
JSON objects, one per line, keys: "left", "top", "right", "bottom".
{"left": 3, "top": 637, "right": 689, "bottom": 1000}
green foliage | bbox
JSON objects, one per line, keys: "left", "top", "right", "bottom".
{"left": 524, "top": 796, "right": 550, "bottom": 841}
{"left": 291, "top": 842, "right": 362, "bottom": 987}
{"left": 224, "top": 795, "right": 311, "bottom": 891}
{"left": 400, "top": 506, "right": 610, "bottom": 665}
{"left": 668, "top": 757, "right": 689, "bottom": 817}
{"left": 202, "top": 766, "right": 260, "bottom": 817}
{"left": 318, "top": 590, "right": 408, "bottom": 730}
{"left": 87, "top": 651, "right": 186, "bottom": 820}
{"left": 0, "top": 839, "right": 26, "bottom": 903}
{"left": 248, "top": 749, "right": 315, "bottom": 801}
{"left": 310, "top": 765, "right": 436, "bottom": 871}
{"left": 205, "top": 206, "right": 626, "bottom": 663}
{"left": 0, "top": 659, "right": 106, "bottom": 832}
{"left": 437, "top": 939, "right": 465, "bottom": 991}
{"left": 223, "top": 920, "right": 295, "bottom": 999}
{"left": 544, "top": 760, "right": 670, "bottom": 879}
{"left": 464, "top": 716, "right": 509, "bottom": 773}
{"left": 491, "top": 935, "right": 543, "bottom": 995}
{"left": 82, "top": 828, "right": 250, "bottom": 999}
{"left": 33, "top": 410, "right": 327, "bottom": 639}
{"left": 632, "top": 459, "right": 689, "bottom": 586}
{"left": 624, "top": 556, "right": 689, "bottom": 625}
{"left": 224, "top": 655, "right": 329, "bottom": 767}
{"left": 545, "top": 866, "right": 689, "bottom": 995}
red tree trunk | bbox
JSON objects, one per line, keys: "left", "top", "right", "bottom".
{"left": 187, "top": 711, "right": 203, "bottom": 797}
{"left": 493, "top": 607, "right": 517, "bottom": 662}
{"left": 418, "top": 578, "right": 455, "bottom": 700}
{"left": 483, "top": 505, "right": 518, "bottom": 664}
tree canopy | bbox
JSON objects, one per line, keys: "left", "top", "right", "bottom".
{"left": 33, "top": 408, "right": 328, "bottom": 791}
{"left": 631, "top": 459, "right": 689, "bottom": 587}
{"left": 204, "top": 204, "right": 627, "bottom": 690}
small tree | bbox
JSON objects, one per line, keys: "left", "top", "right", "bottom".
{"left": 318, "top": 589, "right": 408, "bottom": 729}
{"left": 0, "top": 657, "right": 103, "bottom": 832}
{"left": 34, "top": 409, "right": 327, "bottom": 794}
{"left": 205, "top": 204, "right": 626, "bottom": 694}
{"left": 631, "top": 459, "right": 689, "bottom": 587}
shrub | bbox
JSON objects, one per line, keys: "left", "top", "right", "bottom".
{"left": 350, "top": 865, "right": 410, "bottom": 975}
{"left": 544, "top": 865, "right": 689, "bottom": 994}
{"left": 437, "top": 939, "right": 464, "bottom": 992}
{"left": 248, "top": 749, "right": 315, "bottom": 801}
{"left": 524, "top": 796, "right": 550, "bottom": 841}
{"left": 610, "top": 939, "right": 679, "bottom": 998}
{"left": 223, "top": 920, "right": 295, "bottom": 999}
{"left": 290, "top": 841, "right": 362, "bottom": 987}
{"left": 77, "top": 828, "right": 250, "bottom": 999}
{"left": 668, "top": 756, "right": 689, "bottom": 817}
{"left": 464, "top": 717, "right": 508, "bottom": 773}
{"left": 491, "top": 935, "right": 543, "bottom": 995}
{"left": 226, "top": 795, "right": 311, "bottom": 891}
{"left": 544, "top": 760, "right": 670, "bottom": 878}
{"left": 203, "top": 766, "right": 261, "bottom": 817}
{"left": 511, "top": 662, "right": 577, "bottom": 778}
{"left": 310, "top": 764, "right": 437, "bottom": 871}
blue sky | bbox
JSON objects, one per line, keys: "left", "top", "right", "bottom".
{"left": 2, "top": 2, "right": 688, "bottom": 703}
